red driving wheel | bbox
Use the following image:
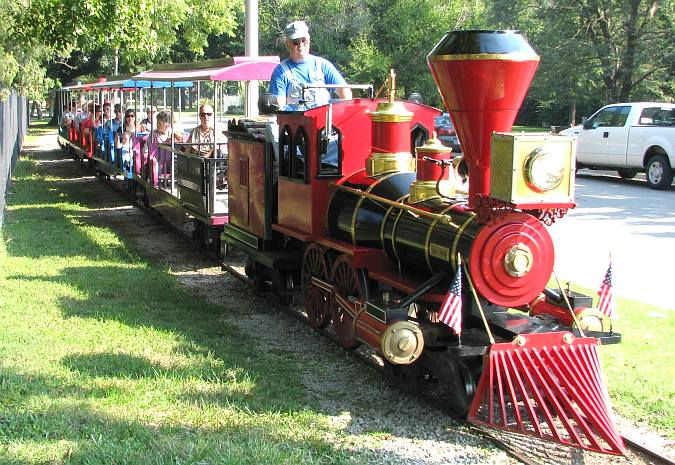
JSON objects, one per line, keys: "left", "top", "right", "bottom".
{"left": 330, "top": 254, "right": 368, "bottom": 349}
{"left": 301, "top": 243, "right": 332, "bottom": 329}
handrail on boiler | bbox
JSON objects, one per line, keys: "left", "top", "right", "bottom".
{"left": 331, "top": 183, "right": 461, "bottom": 229}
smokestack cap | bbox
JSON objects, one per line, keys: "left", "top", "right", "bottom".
{"left": 428, "top": 30, "right": 537, "bottom": 60}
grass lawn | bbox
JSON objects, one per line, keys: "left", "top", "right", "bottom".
{"left": 591, "top": 293, "right": 674, "bottom": 434}
{"left": 0, "top": 125, "right": 363, "bottom": 464}
{"left": 512, "top": 125, "right": 552, "bottom": 132}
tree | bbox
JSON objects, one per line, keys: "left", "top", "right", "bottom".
{"left": 486, "top": 0, "right": 674, "bottom": 126}
{"left": 259, "top": 0, "right": 485, "bottom": 106}
{"left": 1, "top": 0, "right": 53, "bottom": 101}
{"left": 10, "top": 0, "right": 242, "bottom": 86}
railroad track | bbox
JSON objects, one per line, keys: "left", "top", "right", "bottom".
{"left": 623, "top": 435, "right": 675, "bottom": 465}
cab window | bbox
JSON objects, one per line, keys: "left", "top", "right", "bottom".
{"left": 291, "top": 128, "right": 308, "bottom": 182}
{"left": 317, "top": 127, "right": 342, "bottom": 177}
{"left": 411, "top": 123, "right": 429, "bottom": 154}
{"left": 639, "top": 107, "right": 675, "bottom": 126}
{"left": 586, "top": 106, "right": 631, "bottom": 128}
{"left": 279, "top": 126, "right": 291, "bottom": 177}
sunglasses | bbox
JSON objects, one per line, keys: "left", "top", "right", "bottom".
{"left": 200, "top": 112, "right": 213, "bottom": 117}
{"left": 292, "top": 38, "right": 308, "bottom": 46}
{"left": 126, "top": 114, "right": 135, "bottom": 118}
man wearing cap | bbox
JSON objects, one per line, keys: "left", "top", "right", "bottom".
{"left": 269, "top": 20, "right": 352, "bottom": 111}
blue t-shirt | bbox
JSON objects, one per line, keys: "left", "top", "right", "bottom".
{"left": 269, "top": 55, "right": 347, "bottom": 111}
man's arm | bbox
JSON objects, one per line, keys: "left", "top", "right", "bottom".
{"left": 268, "top": 64, "right": 287, "bottom": 111}
{"left": 322, "top": 59, "right": 352, "bottom": 100}
{"left": 336, "top": 87, "right": 352, "bottom": 100}
{"left": 274, "top": 95, "right": 287, "bottom": 109}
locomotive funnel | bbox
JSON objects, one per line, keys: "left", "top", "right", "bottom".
{"left": 427, "top": 30, "right": 539, "bottom": 205}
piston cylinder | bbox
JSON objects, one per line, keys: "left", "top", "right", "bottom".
{"left": 353, "top": 309, "right": 424, "bottom": 365}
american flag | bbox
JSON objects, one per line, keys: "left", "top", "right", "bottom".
{"left": 597, "top": 260, "right": 617, "bottom": 319}
{"left": 439, "top": 267, "right": 463, "bottom": 334}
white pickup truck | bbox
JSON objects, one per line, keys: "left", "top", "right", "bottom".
{"left": 560, "top": 102, "right": 675, "bottom": 189}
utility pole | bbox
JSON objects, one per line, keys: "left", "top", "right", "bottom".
{"left": 245, "top": 0, "right": 259, "bottom": 118}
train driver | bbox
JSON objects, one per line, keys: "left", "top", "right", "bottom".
{"left": 269, "top": 20, "right": 352, "bottom": 111}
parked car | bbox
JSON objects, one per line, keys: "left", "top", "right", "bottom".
{"left": 434, "top": 113, "right": 461, "bottom": 153}
{"left": 560, "top": 102, "right": 675, "bottom": 189}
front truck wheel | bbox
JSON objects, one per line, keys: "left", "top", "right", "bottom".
{"left": 646, "top": 154, "right": 673, "bottom": 190}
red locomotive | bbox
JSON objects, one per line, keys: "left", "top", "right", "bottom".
{"left": 223, "top": 30, "right": 625, "bottom": 455}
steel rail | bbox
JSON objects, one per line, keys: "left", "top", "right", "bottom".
{"left": 623, "top": 434, "right": 675, "bottom": 465}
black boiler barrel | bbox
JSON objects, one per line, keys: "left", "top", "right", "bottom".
{"left": 382, "top": 197, "right": 476, "bottom": 274}
{"left": 327, "top": 173, "right": 478, "bottom": 274}
{"left": 327, "top": 172, "right": 416, "bottom": 247}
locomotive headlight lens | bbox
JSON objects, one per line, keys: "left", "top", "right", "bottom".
{"left": 524, "top": 147, "right": 565, "bottom": 192}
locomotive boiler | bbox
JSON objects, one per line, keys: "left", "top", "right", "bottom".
{"left": 222, "top": 30, "right": 624, "bottom": 455}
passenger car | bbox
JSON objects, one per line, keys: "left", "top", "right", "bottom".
{"left": 434, "top": 113, "right": 461, "bottom": 152}
{"left": 560, "top": 102, "right": 674, "bottom": 189}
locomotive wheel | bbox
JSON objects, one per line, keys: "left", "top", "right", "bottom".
{"left": 273, "top": 269, "right": 294, "bottom": 305}
{"left": 245, "top": 257, "right": 267, "bottom": 292}
{"left": 445, "top": 360, "right": 477, "bottom": 418}
{"left": 330, "top": 255, "right": 368, "bottom": 349}
{"left": 301, "top": 244, "right": 332, "bottom": 329}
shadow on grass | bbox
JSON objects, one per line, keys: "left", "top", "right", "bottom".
{"left": 0, "top": 367, "right": 360, "bottom": 465}
{"left": 8, "top": 263, "right": 303, "bottom": 415}
{"left": 3, "top": 204, "right": 137, "bottom": 261}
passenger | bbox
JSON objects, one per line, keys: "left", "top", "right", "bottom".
{"left": 140, "top": 106, "right": 157, "bottom": 132}
{"left": 269, "top": 20, "right": 352, "bottom": 111}
{"left": 147, "top": 110, "right": 172, "bottom": 147}
{"left": 186, "top": 103, "right": 225, "bottom": 158}
{"left": 119, "top": 131, "right": 133, "bottom": 172}
{"left": 143, "top": 110, "right": 173, "bottom": 185}
{"left": 115, "top": 109, "right": 137, "bottom": 148}
{"left": 102, "top": 102, "right": 112, "bottom": 125}
{"left": 103, "top": 103, "right": 123, "bottom": 156}
{"left": 60, "top": 104, "right": 74, "bottom": 128}
{"left": 80, "top": 103, "right": 100, "bottom": 138}
{"left": 105, "top": 103, "right": 123, "bottom": 134}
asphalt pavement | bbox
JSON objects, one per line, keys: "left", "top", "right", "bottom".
{"left": 547, "top": 169, "right": 675, "bottom": 311}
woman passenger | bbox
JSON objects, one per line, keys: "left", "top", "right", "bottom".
{"left": 143, "top": 110, "right": 173, "bottom": 185}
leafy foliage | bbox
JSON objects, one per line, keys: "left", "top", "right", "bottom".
{"left": 3, "top": 0, "right": 673, "bottom": 123}
{"left": 486, "top": 0, "right": 674, "bottom": 125}
{"left": 259, "top": 0, "right": 484, "bottom": 106}
{"left": 7, "top": 0, "right": 240, "bottom": 91}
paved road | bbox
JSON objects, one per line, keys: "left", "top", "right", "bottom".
{"left": 547, "top": 169, "right": 675, "bottom": 311}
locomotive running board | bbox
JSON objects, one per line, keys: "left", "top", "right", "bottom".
{"left": 467, "top": 332, "right": 626, "bottom": 455}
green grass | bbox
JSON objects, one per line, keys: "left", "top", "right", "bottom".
{"left": 0, "top": 128, "right": 367, "bottom": 464}
{"left": 512, "top": 125, "right": 551, "bottom": 132}
{"left": 591, "top": 294, "right": 674, "bottom": 434}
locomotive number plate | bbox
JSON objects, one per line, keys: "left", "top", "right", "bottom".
{"left": 429, "top": 243, "right": 449, "bottom": 261}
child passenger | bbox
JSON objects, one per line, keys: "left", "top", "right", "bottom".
{"left": 119, "top": 131, "right": 133, "bottom": 172}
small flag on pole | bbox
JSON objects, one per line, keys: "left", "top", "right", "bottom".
{"left": 597, "top": 258, "right": 617, "bottom": 319}
{"left": 439, "top": 266, "right": 463, "bottom": 334}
